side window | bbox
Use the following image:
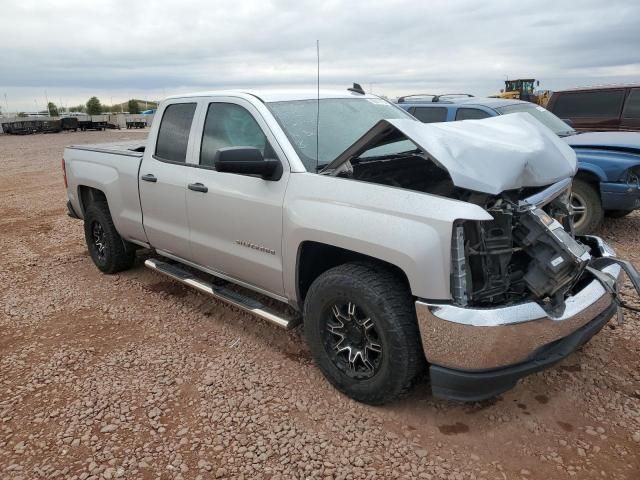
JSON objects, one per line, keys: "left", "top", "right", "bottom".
{"left": 622, "top": 89, "right": 640, "bottom": 119}
{"left": 200, "top": 103, "right": 271, "bottom": 167}
{"left": 455, "top": 108, "right": 491, "bottom": 121}
{"left": 553, "top": 90, "right": 625, "bottom": 117}
{"left": 155, "top": 103, "right": 197, "bottom": 163}
{"left": 412, "top": 107, "right": 448, "bottom": 123}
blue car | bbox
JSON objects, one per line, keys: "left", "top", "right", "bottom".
{"left": 396, "top": 94, "right": 640, "bottom": 233}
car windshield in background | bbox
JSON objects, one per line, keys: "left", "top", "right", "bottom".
{"left": 496, "top": 103, "right": 576, "bottom": 137}
{"left": 267, "top": 98, "right": 413, "bottom": 171}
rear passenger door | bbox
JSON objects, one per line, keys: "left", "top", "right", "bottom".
{"left": 139, "top": 101, "right": 198, "bottom": 260}
{"left": 621, "top": 88, "right": 640, "bottom": 131}
{"left": 185, "top": 98, "right": 289, "bottom": 297}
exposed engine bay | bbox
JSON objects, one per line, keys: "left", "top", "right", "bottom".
{"left": 325, "top": 115, "right": 640, "bottom": 310}
{"left": 342, "top": 152, "right": 595, "bottom": 308}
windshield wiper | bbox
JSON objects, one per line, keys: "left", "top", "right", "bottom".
{"left": 355, "top": 149, "right": 422, "bottom": 163}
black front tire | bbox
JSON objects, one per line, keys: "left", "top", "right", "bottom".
{"left": 303, "top": 262, "right": 425, "bottom": 405}
{"left": 571, "top": 179, "right": 604, "bottom": 234}
{"left": 83, "top": 201, "right": 136, "bottom": 274}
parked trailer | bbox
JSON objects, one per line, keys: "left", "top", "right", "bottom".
{"left": 126, "top": 114, "right": 147, "bottom": 129}
{"left": 0, "top": 119, "right": 38, "bottom": 135}
{"left": 60, "top": 117, "right": 79, "bottom": 131}
{"left": 106, "top": 114, "right": 126, "bottom": 130}
{"left": 41, "top": 119, "right": 62, "bottom": 133}
{"left": 78, "top": 115, "right": 108, "bottom": 131}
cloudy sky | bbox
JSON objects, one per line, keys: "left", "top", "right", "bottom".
{"left": 1, "top": 0, "right": 639, "bottom": 112}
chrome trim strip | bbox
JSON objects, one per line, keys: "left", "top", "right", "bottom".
{"left": 521, "top": 177, "right": 572, "bottom": 209}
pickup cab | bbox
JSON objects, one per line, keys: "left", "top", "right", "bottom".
{"left": 63, "top": 88, "right": 637, "bottom": 403}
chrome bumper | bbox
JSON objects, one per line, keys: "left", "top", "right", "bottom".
{"left": 416, "top": 236, "right": 621, "bottom": 370}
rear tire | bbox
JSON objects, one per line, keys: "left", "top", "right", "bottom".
{"left": 606, "top": 209, "right": 634, "bottom": 218}
{"left": 571, "top": 179, "right": 603, "bottom": 234}
{"left": 83, "top": 201, "right": 135, "bottom": 274}
{"left": 303, "top": 262, "right": 425, "bottom": 405}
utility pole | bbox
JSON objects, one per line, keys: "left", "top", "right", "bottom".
{"left": 3, "top": 93, "right": 8, "bottom": 117}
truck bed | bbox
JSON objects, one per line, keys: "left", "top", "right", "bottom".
{"left": 64, "top": 140, "right": 148, "bottom": 245}
{"left": 67, "top": 140, "right": 146, "bottom": 157}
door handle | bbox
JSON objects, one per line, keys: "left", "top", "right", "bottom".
{"left": 141, "top": 174, "right": 157, "bottom": 183}
{"left": 188, "top": 182, "right": 208, "bottom": 193}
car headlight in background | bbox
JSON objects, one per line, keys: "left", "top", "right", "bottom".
{"left": 624, "top": 166, "right": 640, "bottom": 187}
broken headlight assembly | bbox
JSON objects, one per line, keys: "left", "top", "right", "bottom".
{"left": 451, "top": 181, "right": 594, "bottom": 308}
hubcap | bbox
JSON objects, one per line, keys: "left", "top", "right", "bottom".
{"left": 323, "top": 302, "right": 382, "bottom": 380}
{"left": 92, "top": 221, "right": 107, "bottom": 261}
{"left": 570, "top": 192, "right": 587, "bottom": 230}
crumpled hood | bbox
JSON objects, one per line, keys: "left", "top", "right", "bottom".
{"left": 325, "top": 112, "right": 577, "bottom": 195}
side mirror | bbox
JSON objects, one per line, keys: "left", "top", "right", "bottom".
{"left": 214, "top": 146, "right": 282, "bottom": 180}
{"left": 561, "top": 118, "right": 575, "bottom": 128}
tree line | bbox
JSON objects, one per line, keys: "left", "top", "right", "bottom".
{"left": 14, "top": 97, "right": 157, "bottom": 117}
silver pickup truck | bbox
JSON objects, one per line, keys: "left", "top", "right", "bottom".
{"left": 63, "top": 88, "right": 638, "bottom": 403}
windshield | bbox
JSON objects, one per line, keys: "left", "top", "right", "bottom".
{"left": 496, "top": 103, "right": 575, "bottom": 137}
{"left": 267, "top": 98, "right": 413, "bottom": 171}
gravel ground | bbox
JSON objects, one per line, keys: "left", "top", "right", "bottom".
{"left": 1, "top": 130, "right": 639, "bottom": 480}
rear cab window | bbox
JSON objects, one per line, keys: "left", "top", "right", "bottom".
{"left": 411, "top": 107, "right": 448, "bottom": 123}
{"left": 552, "top": 90, "right": 625, "bottom": 117}
{"left": 155, "top": 103, "right": 197, "bottom": 163}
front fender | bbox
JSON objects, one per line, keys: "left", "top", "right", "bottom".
{"left": 576, "top": 148, "right": 640, "bottom": 182}
{"left": 576, "top": 161, "right": 607, "bottom": 182}
{"left": 282, "top": 174, "right": 492, "bottom": 303}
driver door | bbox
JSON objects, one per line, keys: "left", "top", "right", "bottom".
{"left": 185, "top": 99, "right": 290, "bottom": 297}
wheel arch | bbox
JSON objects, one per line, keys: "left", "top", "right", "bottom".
{"left": 295, "top": 241, "right": 411, "bottom": 309}
{"left": 575, "top": 165, "right": 606, "bottom": 185}
{"left": 77, "top": 185, "right": 108, "bottom": 216}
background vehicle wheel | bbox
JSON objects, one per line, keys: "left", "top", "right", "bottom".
{"left": 606, "top": 209, "right": 634, "bottom": 218}
{"left": 83, "top": 201, "right": 136, "bottom": 274}
{"left": 303, "top": 262, "right": 425, "bottom": 405}
{"left": 571, "top": 179, "right": 603, "bottom": 234}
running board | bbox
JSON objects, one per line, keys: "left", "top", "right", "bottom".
{"left": 144, "top": 259, "right": 300, "bottom": 329}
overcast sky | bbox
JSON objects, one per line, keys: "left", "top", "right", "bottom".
{"left": 1, "top": 0, "right": 639, "bottom": 112}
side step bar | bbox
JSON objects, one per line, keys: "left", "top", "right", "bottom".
{"left": 144, "top": 259, "right": 301, "bottom": 329}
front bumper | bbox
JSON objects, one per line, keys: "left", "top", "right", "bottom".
{"left": 416, "top": 235, "right": 621, "bottom": 401}
{"left": 600, "top": 180, "right": 640, "bottom": 211}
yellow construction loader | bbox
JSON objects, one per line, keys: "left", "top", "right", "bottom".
{"left": 493, "top": 79, "right": 551, "bottom": 106}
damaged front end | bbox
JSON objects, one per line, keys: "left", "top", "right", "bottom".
{"left": 324, "top": 113, "right": 638, "bottom": 313}
{"left": 323, "top": 113, "right": 640, "bottom": 400}
{"left": 451, "top": 178, "right": 593, "bottom": 310}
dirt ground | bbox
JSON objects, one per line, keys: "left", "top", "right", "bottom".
{"left": 1, "top": 130, "right": 639, "bottom": 480}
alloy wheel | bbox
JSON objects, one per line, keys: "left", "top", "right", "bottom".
{"left": 92, "top": 221, "right": 107, "bottom": 262}
{"left": 570, "top": 191, "right": 587, "bottom": 231}
{"left": 322, "top": 301, "right": 383, "bottom": 380}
